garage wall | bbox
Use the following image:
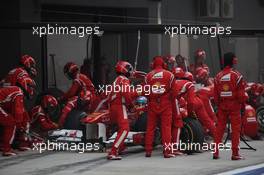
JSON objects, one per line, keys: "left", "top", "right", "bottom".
{"left": 2, "top": 0, "right": 264, "bottom": 87}
{"left": 235, "top": 38, "right": 259, "bottom": 82}
{"left": 47, "top": 35, "right": 88, "bottom": 91}
{"left": 161, "top": 0, "right": 264, "bottom": 81}
{"left": 0, "top": 1, "right": 21, "bottom": 80}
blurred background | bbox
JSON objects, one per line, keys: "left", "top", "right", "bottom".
{"left": 0, "top": 0, "right": 264, "bottom": 92}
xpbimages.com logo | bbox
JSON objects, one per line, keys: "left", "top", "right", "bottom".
{"left": 98, "top": 84, "right": 166, "bottom": 96}
{"left": 32, "top": 140, "right": 100, "bottom": 153}
{"left": 32, "top": 24, "right": 101, "bottom": 37}
{"left": 164, "top": 140, "right": 232, "bottom": 153}
{"left": 164, "top": 24, "right": 232, "bottom": 38}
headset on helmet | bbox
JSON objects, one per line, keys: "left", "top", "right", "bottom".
{"left": 151, "top": 56, "right": 167, "bottom": 69}
{"left": 64, "top": 62, "right": 79, "bottom": 80}
{"left": 163, "top": 55, "right": 176, "bottom": 71}
{"left": 115, "top": 60, "right": 133, "bottom": 77}
{"left": 41, "top": 95, "right": 58, "bottom": 109}
{"left": 172, "top": 67, "right": 185, "bottom": 79}
{"left": 41, "top": 95, "right": 58, "bottom": 116}
{"left": 163, "top": 55, "right": 176, "bottom": 64}
{"left": 196, "top": 67, "right": 209, "bottom": 80}
{"left": 16, "top": 77, "right": 36, "bottom": 99}
{"left": 20, "top": 55, "right": 37, "bottom": 77}
{"left": 184, "top": 72, "right": 194, "bottom": 82}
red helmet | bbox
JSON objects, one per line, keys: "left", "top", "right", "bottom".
{"left": 20, "top": 55, "right": 37, "bottom": 77}
{"left": 163, "top": 55, "right": 175, "bottom": 64}
{"left": 16, "top": 77, "right": 36, "bottom": 99}
{"left": 41, "top": 95, "right": 58, "bottom": 115}
{"left": 64, "top": 62, "right": 79, "bottom": 79}
{"left": 80, "top": 89, "right": 92, "bottom": 102}
{"left": 195, "top": 67, "right": 209, "bottom": 80}
{"left": 163, "top": 55, "right": 176, "bottom": 71}
{"left": 172, "top": 67, "right": 185, "bottom": 79}
{"left": 41, "top": 95, "right": 58, "bottom": 109}
{"left": 151, "top": 56, "right": 167, "bottom": 69}
{"left": 184, "top": 72, "right": 194, "bottom": 82}
{"left": 115, "top": 60, "right": 133, "bottom": 77}
{"left": 252, "top": 83, "right": 264, "bottom": 96}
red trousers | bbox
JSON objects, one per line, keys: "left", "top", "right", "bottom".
{"left": 109, "top": 104, "right": 129, "bottom": 154}
{"left": 0, "top": 107, "right": 16, "bottom": 152}
{"left": 214, "top": 109, "right": 241, "bottom": 156}
{"left": 192, "top": 97, "right": 216, "bottom": 137}
{"left": 172, "top": 99, "right": 183, "bottom": 144}
{"left": 15, "top": 111, "right": 31, "bottom": 148}
{"left": 145, "top": 106, "right": 172, "bottom": 154}
{"left": 172, "top": 127, "right": 181, "bottom": 146}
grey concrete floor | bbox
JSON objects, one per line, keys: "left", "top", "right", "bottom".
{"left": 0, "top": 141, "right": 263, "bottom": 175}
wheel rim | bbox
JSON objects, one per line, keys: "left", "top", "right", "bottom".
{"left": 257, "top": 109, "right": 264, "bottom": 128}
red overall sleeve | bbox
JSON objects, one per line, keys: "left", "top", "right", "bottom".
{"left": 186, "top": 86, "right": 197, "bottom": 112}
{"left": 62, "top": 80, "right": 80, "bottom": 101}
{"left": 236, "top": 77, "right": 248, "bottom": 104}
{"left": 213, "top": 79, "right": 220, "bottom": 105}
{"left": 121, "top": 78, "right": 136, "bottom": 108}
{"left": 38, "top": 115, "right": 58, "bottom": 131}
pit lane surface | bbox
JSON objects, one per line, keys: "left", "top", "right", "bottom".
{"left": 0, "top": 141, "right": 264, "bottom": 175}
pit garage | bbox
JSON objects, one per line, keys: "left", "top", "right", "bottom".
{"left": 1, "top": 0, "right": 264, "bottom": 175}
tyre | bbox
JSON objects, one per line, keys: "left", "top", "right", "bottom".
{"left": 256, "top": 106, "right": 264, "bottom": 132}
{"left": 180, "top": 117, "right": 204, "bottom": 154}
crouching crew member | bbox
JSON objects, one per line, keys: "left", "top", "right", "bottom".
{"left": 1, "top": 55, "right": 37, "bottom": 87}
{"left": 0, "top": 83, "right": 30, "bottom": 156}
{"left": 30, "top": 95, "right": 59, "bottom": 137}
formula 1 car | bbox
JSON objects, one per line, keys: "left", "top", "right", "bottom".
{"left": 55, "top": 70, "right": 204, "bottom": 153}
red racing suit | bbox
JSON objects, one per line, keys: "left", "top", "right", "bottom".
{"left": 0, "top": 86, "right": 24, "bottom": 152}
{"left": 1, "top": 67, "right": 32, "bottom": 146}
{"left": 214, "top": 67, "right": 248, "bottom": 156}
{"left": 173, "top": 79, "right": 216, "bottom": 137}
{"left": 170, "top": 84, "right": 183, "bottom": 146}
{"left": 108, "top": 75, "right": 137, "bottom": 155}
{"left": 196, "top": 85, "right": 217, "bottom": 122}
{"left": 144, "top": 67, "right": 174, "bottom": 154}
{"left": 30, "top": 106, "right": 58, "bottom": 136}
{"left": 59, "top": 73, "right": 94, "bottom": 127}
{"left": 1, "top": 67, "right": 29, "bottom": 87}
{"left": 61, "top": 73, "right": 95, "bottom": 101}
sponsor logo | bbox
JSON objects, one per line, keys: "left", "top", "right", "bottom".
{"left": 223, "top": 84, "right": 230, "bottom": 91}
{"left": 152, "top": 72, "right": 163, "bottom": 79}
{"left": 152, "top": 82, "right": 165, "bottom": 94}
{"left": 221, "top": 73, "right": 231, "bottom": 81}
